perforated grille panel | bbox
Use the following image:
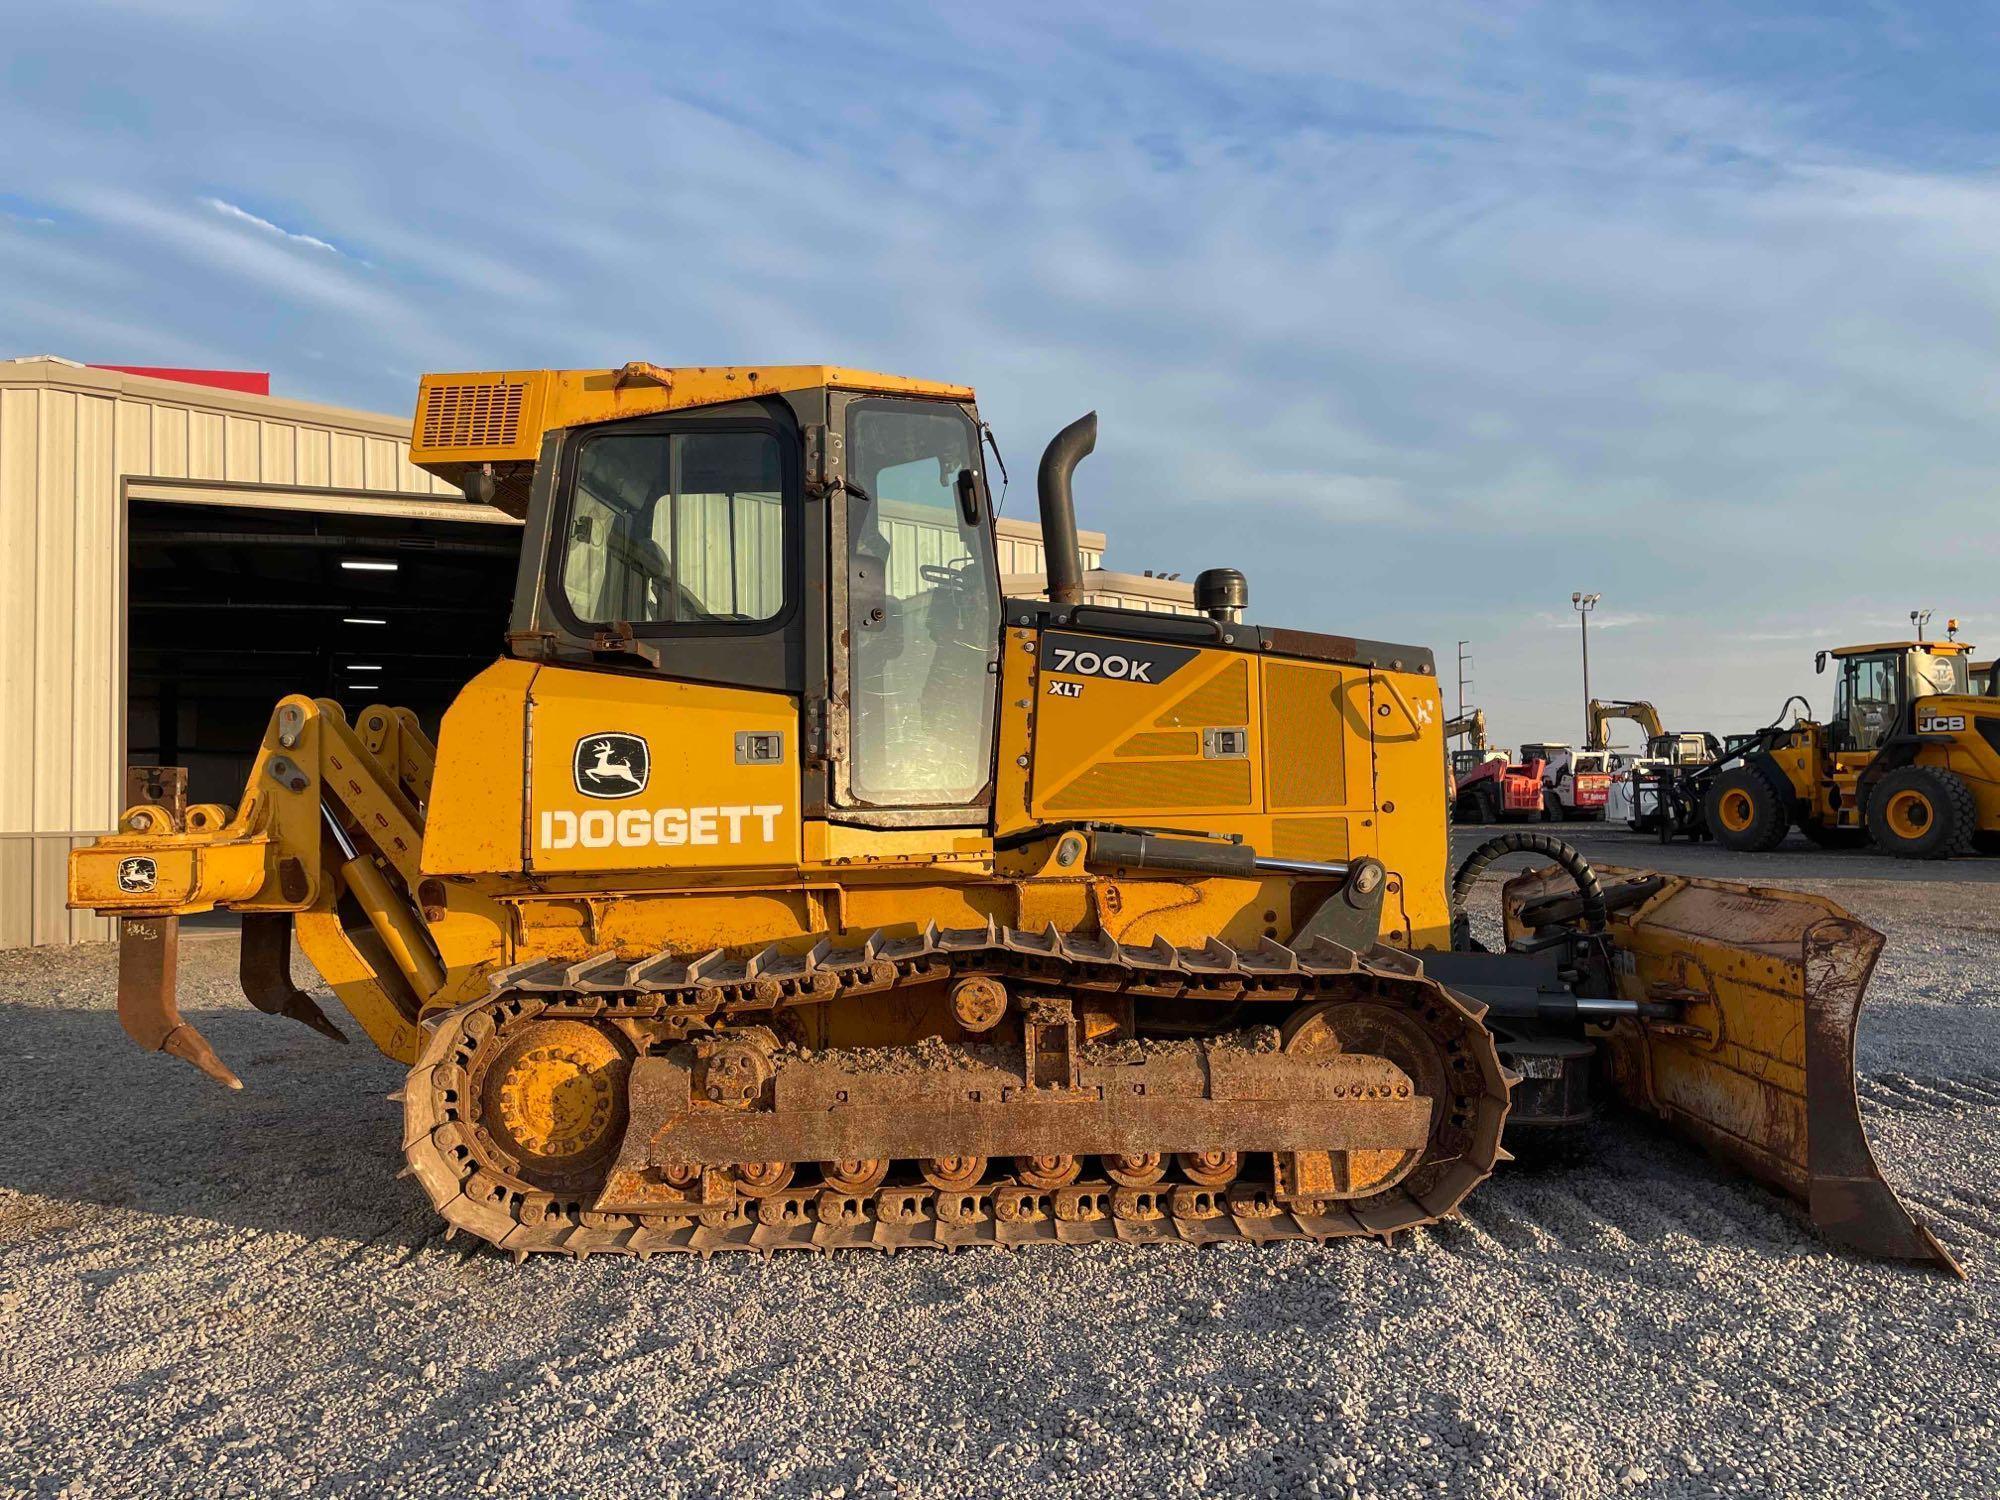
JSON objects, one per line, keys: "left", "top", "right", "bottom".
{"left": 1115, "top": 730, "right": 1199, "bottom": 758}
{"left": 420, "top": 379, "right": 528, "bottom": 449}
{"left": 1264, "top": 661, "right": 1346, "bottom": 808}
{"left": 1155, "top": 658, "right": 1248, "bottom": 728}
{"left": 1045, "top": 757, "right": 1252, "bottom": 811}
{"left": 1270, "top": 816, "right": 1351, "bottom": 862}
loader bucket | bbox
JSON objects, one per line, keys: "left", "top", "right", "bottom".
{"left": 1503, "top": 865, "right": 1960, "bottom": 1277}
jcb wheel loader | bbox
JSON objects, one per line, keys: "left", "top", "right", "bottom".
{"left": 1706, "top": 641, "right": 2000, "bottom": 859}
{"left": 67, "top": 363, "right": 1953, "bottom": 1271}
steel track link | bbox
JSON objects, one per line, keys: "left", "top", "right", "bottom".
{"left": 399, "top": 925, "right": 1512, "bottom": 1259}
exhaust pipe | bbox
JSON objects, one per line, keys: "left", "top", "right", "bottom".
{"left": 1036, "top": 411, "right": 1096, "bottom": 608}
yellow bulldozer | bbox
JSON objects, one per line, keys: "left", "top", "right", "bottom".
{"left": 65, "top": 362, "right": 1953, "bottom": 1271}
{"left": 1705, "top": 638, "right": 2000, "bottom": 858}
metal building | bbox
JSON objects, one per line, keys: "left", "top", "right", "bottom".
{"left": 0, "top": 357, "right": 524, "bottom": 945}
{"left": 0, "top": 356, "right": 1191, "bottom": 947}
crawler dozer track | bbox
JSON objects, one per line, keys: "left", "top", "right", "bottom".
{"left": 400, "top": 926, "right": 1511, "bottom": 1257}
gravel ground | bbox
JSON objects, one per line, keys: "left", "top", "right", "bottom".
{"left": 3, "top": 837, "right": 1997, "bottom": 1499}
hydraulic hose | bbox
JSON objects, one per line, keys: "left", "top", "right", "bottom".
{"left": 1451, "top": 831, "right": 1608, "bottom": 934}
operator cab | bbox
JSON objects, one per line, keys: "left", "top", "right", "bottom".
{"left": 1818, "top": 641, "right": 1973, "bottom": 755}
{"left": 1521, "top": 742, "right": 1602, "bottom": 774}
{"left": 427, "top": 365, "right": 1008, "bottom": 829}
{"left": 409, "top": 361, "right": 1441, "bottom": 897}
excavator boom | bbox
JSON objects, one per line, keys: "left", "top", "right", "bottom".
{"left": 1586, "top": 698, "right": 1666, "bottom": 750}
{"left": 1444, "top": 707, "right": 1488, "bottom": 753}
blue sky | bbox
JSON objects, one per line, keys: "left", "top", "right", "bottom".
{"left": 5, "top": 3, "right": 1996, "bottom": 746}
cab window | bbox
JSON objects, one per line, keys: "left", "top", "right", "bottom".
{"left": 844, "top": 399, "right": 999, "bottom": 805}
{"left": 1835, "top": 653, "right": 1899, "bottom": 751}
{"left": 561, "top": 429, "right": 786, "bottom": 627}
{"left": 1913, "top": 653, "right": 1968, "bottom": 697}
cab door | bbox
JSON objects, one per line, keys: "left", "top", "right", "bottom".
{"left": 1831, "top": 653, "right": 1900, "bottom": 757}
{"left": 829, "top": 394, "right": 1000, "bottom": 820}
{"left": 523, "top": 410, "right": 807, "bottom": 873}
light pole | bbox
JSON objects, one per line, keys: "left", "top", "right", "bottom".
{"left": 1571, "top": 591, "right": 1599, "bottom": 741}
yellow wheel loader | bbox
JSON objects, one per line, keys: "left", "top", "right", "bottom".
{"left": 66, "top": 363, "right": 1953, "bottom": 1271}
{"left": 1705, "top": 640, "right": 2000, "bottom": 858}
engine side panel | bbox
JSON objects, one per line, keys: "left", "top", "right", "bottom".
{"left": 1018, "top": 626, "right": 1451, "bottom": 949}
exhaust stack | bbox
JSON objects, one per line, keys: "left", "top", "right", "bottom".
{"left": 1036, "top": 412, "right": 1096, "bottom": 608}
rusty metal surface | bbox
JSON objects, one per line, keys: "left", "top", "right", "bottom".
{"left": 123, "top": 766, "right": 189, "bottom": 827}
{"left": 1800, "top": 917, "right": 1959, "bottom": 1274}
{"left": 400, "top": 924, "right": 1511, "bottom": 1259}
{"left": 1502, "top": 862, "right": 1960, "bottom": 1276}
{"left": 239, "top": 913, "right": 348, "bottom": 1044}
{"left": 117, "top": 915, "right": 242, "bottom": 1090}
{"left": 596, "top": 1041, "right": 1429, "bottom": 1211}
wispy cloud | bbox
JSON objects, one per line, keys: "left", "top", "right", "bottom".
{"left": 199, "top": 196, "right": 344, "bottom": 255}
{"left": 69, "top": 190, "right": 382, "bottom": 317}
{"left": 1531, "top": 611, "right": 1658, "bottom": 632}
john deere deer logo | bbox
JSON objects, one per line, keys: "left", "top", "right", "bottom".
{"left": 572, "top": 733, "right": 651, "bottom": 799}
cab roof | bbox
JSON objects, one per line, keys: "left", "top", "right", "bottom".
{"left": 410, "top": 361, "right": 975, "bottom": 482}
{"left": 1829, "top": 641, "right": 1974, "bottom": 657}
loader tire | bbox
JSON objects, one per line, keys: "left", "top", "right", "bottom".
{"left": 1704, "top": 764, "right": 1790, "bottom": 852}
{"left": 1866, "top": 766, "right": 1976, "bottom": 860}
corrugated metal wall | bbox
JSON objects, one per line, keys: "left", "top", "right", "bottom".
{"left": 0, "top": 360, "right": 459, "bottom": 948}
{"left": 999, "top": 569, "right": 1199, "bottom": 616}
{"left": 995, "top": 516, "right": 1103, "bottom": 577}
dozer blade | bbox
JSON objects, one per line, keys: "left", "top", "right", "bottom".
{"left": 1504, "top": 865, "right": 1959, "bottom": 1277}
{"left": 117, "top": 915, "right": 243, "bottom": 1090}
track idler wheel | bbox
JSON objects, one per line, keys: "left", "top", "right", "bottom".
{"left": 1282, "top": 1002, "right": 1426, "bottom": 1196}
{"left": 1015, "top": 1154, "right": 1082, "bottom": 1190}
{"left": 920, "top": 1155, "right": 988, "bottom": 1190}
{"left": 820, "top": 1158, "right": 890, "bottom": 1193}
{"left": 731, "top": 1161, "right": 796, "bottom": 1198}
{"left": 1176, "top": 1150, "right": 1241, "bottom": 1187}
{"left": 1104, "top": 1153, "right": 1166, "bottom": 1188}
{"left": 1280, "top": 986, "right": 1509, "bottom": 1226}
